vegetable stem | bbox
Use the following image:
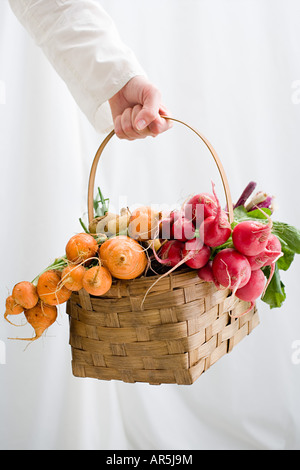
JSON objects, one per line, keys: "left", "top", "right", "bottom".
{"left": 194, "top": 228, "right": 200, "bottom": 239}
{"left": 79, "top": 217, "right": 89, "bottom": 234}
{"left": 234, "top": 181, "right": 257, "bottom": 209}
{"left": 94, "top": 187, "right": 110, "bottom": 217}
{"left": 32, "top": 256, "right": 68, "bottom": 286}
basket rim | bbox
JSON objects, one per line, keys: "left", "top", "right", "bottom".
{"left": 88, "top": 265, "right": 203, "bottom": 298}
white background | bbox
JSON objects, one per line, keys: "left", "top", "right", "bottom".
{"left": 1, "top": 0, "right": 300, "bottom": 450}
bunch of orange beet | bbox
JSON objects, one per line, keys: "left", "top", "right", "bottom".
{"left": 4, "top": 225, "right": 149, "bottom": 342}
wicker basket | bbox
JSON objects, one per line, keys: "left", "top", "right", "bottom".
{"left": 66, "top": 117, "right": 260, "bottom": 385}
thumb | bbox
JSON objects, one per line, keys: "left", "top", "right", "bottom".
{"left": 134, "top": 88, "right": 161, "bottom": 131}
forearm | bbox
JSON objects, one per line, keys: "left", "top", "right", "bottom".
{"left": 9, "top": 0, "right": 145, "bottom": 132}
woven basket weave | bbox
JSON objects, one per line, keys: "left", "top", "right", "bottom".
{"left": 67, "top": 117, "right": 260, "bottom": 385}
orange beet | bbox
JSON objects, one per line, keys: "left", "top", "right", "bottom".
{"left": 37, "top": 270, "right": 72, "bottom": 306}
{"left": 10, "top": 302, "right": 58, "bottom": 342}
{"left": 65, "top": 233, "right": 98, "bottom": 264}
{"left": 61, "top": 264, "right": 86, "bottom": 291}
{"left": 4, "top": 295, "right": 24, "bottom": 326}
{"left": 128, "top": 206, "right": 160, "bottom": 241}
{"left": 99, "top": 236, "right": 147, "bottom": 280}
{"left": 12, "top": 281, "right": 39, "bottom": 310}
{"left": 82, "top": 266, "right": 112, "bottom": 296}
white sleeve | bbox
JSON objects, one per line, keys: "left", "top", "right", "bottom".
{"left": 8, "top": 0, "right": 146, "bottom": 133}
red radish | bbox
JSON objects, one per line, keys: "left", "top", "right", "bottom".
{"left": 212, "top": 248, "right": 251, "bottom": 294}
{"left": 199, "top": 183, "right": 232, "bottom": 247}
{"left": 234, "top": 269, "right": 266, "bottom": 317}
{"left": 262, "top": 234, "right": 282, "bottom": 266}
{"left": 259, "top": 235, "right": 283, "bottom": 296}
{"left": 171, "top": 216, "right": 195, "bottom": 241}
{"left": 246, "top": 252, "right": 267, "bottom": 271}
{"left": 232, "top": 213, "right": 273, "bottom": 257}
{"left": 247, "top": 234, "right": 282, "bottom": 270}
{"left": 159, "top": 217, "right": 173, "bottom": 239}
{"left": 142, "top": 238, "right": 209, "bottom": 307}
{"left": 184, "top": 193, "right": 217, "bottom": 227}
{"left": 182, "top": 238, "right": 211, "bottom": 269}
{"left": 159, "top": 210, "right": 183, "bottom": 239}
{"left": 152, "top": 240, "right": 184, "bottom": 267}
{"left": 169, "top": 210, "right": 182, "bottom": 223}
{"left": 198, "top": 261, "right": 215, "bottom": 282}
{"left": 258, "top": 234, "right": 283, "bottom": 296}
{"left": 197, "top": 260, "right": 221, "bottom": 289}
{"left": 262, "top": 262, "right": 277, "bottom": 298}
{"left": 253, "top": 235, "right": 282, "bottom": 297}
{"left": 201, "top": 209, "right": 231, "bottom": 247}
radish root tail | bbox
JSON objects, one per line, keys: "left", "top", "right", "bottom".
{"left": 4, "top": 313, "right": 26, "bottom": 327}
{"left": 141, "top": 251, "right": 193, "bottom": 309}
{"left": 230, "top": 301, "right": 255, "bottom": 319}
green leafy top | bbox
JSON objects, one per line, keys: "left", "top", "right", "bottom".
{"left": 94, "top": 187, "right": 110, "bottom": 217}
{"left": 79, "top": 187, "right": 110, "bottom": 235}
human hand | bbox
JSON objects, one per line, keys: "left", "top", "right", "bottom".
{"left": 108, "top": 75, "right": 172, "bottom": 140}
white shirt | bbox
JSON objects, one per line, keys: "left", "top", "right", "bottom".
{"left": 8, "top": 0, "right": 146, "bottom": 133}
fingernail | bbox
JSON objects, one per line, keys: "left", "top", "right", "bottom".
{"left": 136, "top": 119, "right": 147, "bottom": 131}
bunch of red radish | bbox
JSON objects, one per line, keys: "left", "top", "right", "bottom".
{"left": 154, "top": 184, "right": 283, "bottom": 317}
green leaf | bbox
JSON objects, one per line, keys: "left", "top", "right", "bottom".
{"left": 277, "top": 244, "right": 295, "bottom": 271}
{"left": 247, "top": 207, "right": 272, "bottom": 219}
{"left": 210, "top": 237, "right": 234, "bottom": 259}
{"left": 272, "top": 222, "right": 300, "bottom": 254}
{"left": 261, "top": 264, "right": 286, "bottom": 309}
{"left": 233, "top": 206, "right": 271, "bottom": 227}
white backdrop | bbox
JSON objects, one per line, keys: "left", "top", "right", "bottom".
{"left": 1, "top": 0, "right": 300, "bottom": 450}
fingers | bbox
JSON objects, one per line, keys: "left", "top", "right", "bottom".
{"left": 148, "top": 106, "right": 173, "bottom": 136}
{"left": 109, "top": 76, "right": 173, "bottom": 140}
{"left": 134, "top": 85, "right": 161, "bottom": 131}
{"left": 114, "top": 105, "right": 146, "bottom": 140}
{"left": 133, "top": 87, "right": 172, "bottom": 134}
{"left": 114, "top": 105, "right": 172, "bottom": 140}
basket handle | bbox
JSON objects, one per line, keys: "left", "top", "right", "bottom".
{"left": 87, "top": 116, "right": 234, "bottom": 225}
